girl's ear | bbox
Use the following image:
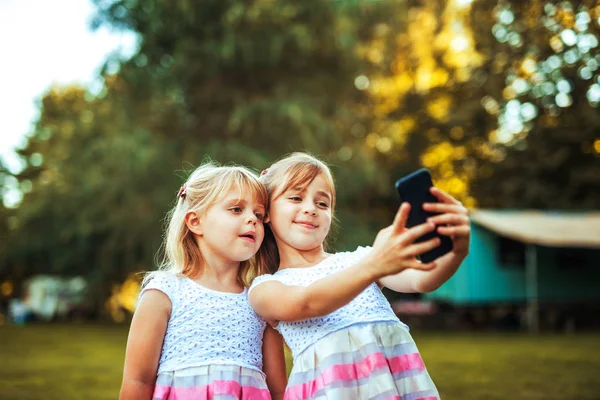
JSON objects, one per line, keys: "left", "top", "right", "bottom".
{"left": 185, "top": 211, "right": 202, "bottom": 235}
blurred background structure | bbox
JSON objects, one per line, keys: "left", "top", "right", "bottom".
{"left": 1, "top": 0, "right": 600, "bottom": 398}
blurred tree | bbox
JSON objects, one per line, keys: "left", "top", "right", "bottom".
{"left": 469, "top": 0, "right": 600, "bottom": 208}
{"left": 90, "top": 0, "right": 413, "bottom": 247}
{"left": 2, "top": 0, "right": 394, "bottom": 309}
{"left": 0, "top": 161, "right": 14, "bottom": 282}
{"left": 352, "top": 0, "right": 490, "bottom": 208}
{"left": 354, "top": 0, "right": 600, "bottom": 209}
{"left": 4, "top": 0, "right": 600, "bottom": 313}
{"left": 8, "top": 81, "right": 177, "bottom": 307}
{"left": 91, "top": 0, "right": 366, "bottom": 158}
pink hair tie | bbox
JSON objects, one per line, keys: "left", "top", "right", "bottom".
{"left": 260, "top": 168, "right": 269, "bottom": 176}
{"left": 178, "top": 184, "right": 187, "bottom": 199}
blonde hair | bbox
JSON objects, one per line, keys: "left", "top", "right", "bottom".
{"left": 148, "top": 162, "right": 268, "bottom": 287}
{"left": 258, "top": 152, "right": 336, "bottom": 273}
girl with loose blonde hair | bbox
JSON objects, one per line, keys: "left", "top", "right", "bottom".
{"left": 121, "top": 162, "right": 286, "bottom": 400}
{"left": 155, "top": 163, "right": 270, "bottom": 285}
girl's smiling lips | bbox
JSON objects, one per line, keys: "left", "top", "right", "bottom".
{"left": 294, "top": 221, "right": 318, "bottom": 229}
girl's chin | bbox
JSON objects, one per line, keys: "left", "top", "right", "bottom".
{"left": 290, "top": 241, "right": 324, "bottom": 252}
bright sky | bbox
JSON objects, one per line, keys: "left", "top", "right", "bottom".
{"left": 0, "top": 0, "right": 138, "bottom": 206}
{"left": 0, "top": 0, "right": 139, "bottom": 169}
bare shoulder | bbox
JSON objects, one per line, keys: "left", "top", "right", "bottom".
{"left": 136, "top": 289, "right": 172, "bottom": 319}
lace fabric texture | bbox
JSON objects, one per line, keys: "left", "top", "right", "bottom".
{"left": 142, "top": 272, "right": 267, "bottom": 374}
{"left": 249, "top": 246, "right": 405, "bottom": 358}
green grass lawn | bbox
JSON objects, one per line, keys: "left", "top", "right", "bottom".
{"left": 1, "top": 323, "right": 599, "bottom": 400}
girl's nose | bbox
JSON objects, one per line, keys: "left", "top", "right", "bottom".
{"left": 303, "top": 205, "right": 317, "bottom": 216}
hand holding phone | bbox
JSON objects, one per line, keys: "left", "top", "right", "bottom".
{"left": 395, "top": 168, "right": 453, "bottom": 262}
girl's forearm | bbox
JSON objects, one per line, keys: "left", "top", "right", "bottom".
{"left": 414, "top": 253, "right": 466, "bottom": 293}
{"left": 297, "top": 255, "right": 382, "bottom": 319}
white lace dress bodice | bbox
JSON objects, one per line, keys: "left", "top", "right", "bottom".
{"left": 142, "top": 272, "right": 266, "bottom": 374}
{"left": 249, "top": 246, "right": 405, "bottom": 358}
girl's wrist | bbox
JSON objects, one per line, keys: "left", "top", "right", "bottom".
{"left": 358, "top": 253, "right": 386, "bottom": 281}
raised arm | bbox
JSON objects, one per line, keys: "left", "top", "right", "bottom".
{"left": 120, "top": 290, "right": 171, "bottom": 400}
{"left": 250, "top": 203, "right": 441, "bottom": 322}
{"left": 379, "top": 187, "right": 470, "bottom": 293}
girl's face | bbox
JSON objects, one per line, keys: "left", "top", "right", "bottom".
{"left": 268, "top": 173, "right": 333, "bottom": 253}
{"left": 196, "top": 188, "right": 266, "bottom": 265}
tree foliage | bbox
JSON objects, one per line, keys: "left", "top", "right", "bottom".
{"left": 2, "top": 0, "right": 599, "bottom": 306}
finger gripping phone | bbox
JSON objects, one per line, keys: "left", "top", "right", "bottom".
{"left": 395, "top": 168, "right": 453, "bottom": 263}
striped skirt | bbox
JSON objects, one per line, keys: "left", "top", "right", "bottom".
{"left": 284, "top": 322, "right": 439, "bottom": 400}
{"left": 153, "top": 364, "right": 271, "bottom": 400}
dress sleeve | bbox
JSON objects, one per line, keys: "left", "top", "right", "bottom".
{"left": 354, "top": 245, "right": 373, "bottom": 260}
{"left": 248, "top": 273, "right": 285, "bottom": 294}
{"left": 140, "top": 272, "right": 179, "bottom": 308}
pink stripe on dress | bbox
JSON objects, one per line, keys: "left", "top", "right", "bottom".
{"left": 383, "top": 397, "right": 438, "bottom": 400}
{"left": 286, "top": 352, "right": 426, "bottom": 399}
{"left": 153, "top": 380, "right": 271, "bottom": 400}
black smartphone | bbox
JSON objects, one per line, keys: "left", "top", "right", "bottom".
{"left": 394, "top": 168, "right": 453, "bottom": 263}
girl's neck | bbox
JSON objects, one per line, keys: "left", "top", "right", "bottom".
{"left": 189, "top": 254, "right": 242, "bottom": 292}
{"left": 277, "top": 244, "right": 330, "bottom": 270}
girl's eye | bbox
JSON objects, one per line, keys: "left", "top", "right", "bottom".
{"left": 289, "top": 196, "right": 301, "bottom": 201}
{"left": 255, "top": 213, "right": 264, "bottom": 221}
{"left": 231, "top": 207, "right": 243, "bottom": 213}
{"left": 317, "top": 202, "right": 329, "bottom": 208}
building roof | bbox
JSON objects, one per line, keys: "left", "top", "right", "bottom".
{"left": 469, "top": 210, "right": 600, "bottom": 248}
